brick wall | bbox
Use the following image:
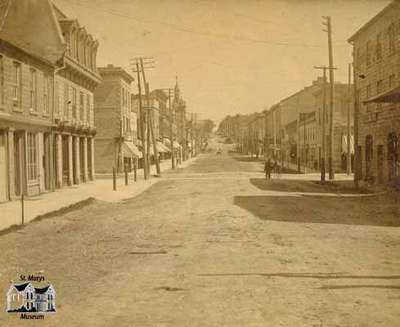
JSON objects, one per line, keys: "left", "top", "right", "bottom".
{"left": 352, "top": 1, "right": 400, "bottom": 183}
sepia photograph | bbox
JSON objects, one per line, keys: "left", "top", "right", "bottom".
{"left": 0, "top": 0, "right": 399, "bottom": 325}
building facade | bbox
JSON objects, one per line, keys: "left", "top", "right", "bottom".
{"left": 349, "top": 0, "right": 400, "bottom": 185}
{"left": 52, "top": 5, "right": 101, "bottom": 186}
{"left": 94, "top": 64, "right": 138, "bottom": 173}
{"left": 0, "top": 0, "right": 65, "bottom": 202}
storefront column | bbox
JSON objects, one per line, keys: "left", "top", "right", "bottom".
{"left": 68, "top": 135, "right": 73, "bottom": 186}
{"left": 90, "top": 137, "right": 95, "bottom": 180}
{"left": 74, "top": 136, "right": 80, "bottom": 184}
{"left": 6, "top": 128, "right": 15, "bottom": 200}
{"left": 83, "top": 136, "right": 88, "bottom": 182}
{"left": 56, "top": 133, "right": 63, "bottom": 188}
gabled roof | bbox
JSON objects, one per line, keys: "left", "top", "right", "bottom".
{"left": 35, "top": 285, "right": 50, "bottom": 294}
{"left": 0, "top": 0, "right": 66, "bottom": 65}
{"left": 14, "top": 282, "right": 31, "bottom": 292}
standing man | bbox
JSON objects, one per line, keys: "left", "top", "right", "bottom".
{"left": 264, "top": 158, "right": 271, "bottom": 180}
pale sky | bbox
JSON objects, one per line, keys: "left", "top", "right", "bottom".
{"left": 53, "top": 0, "right": 390, "bottom": 124}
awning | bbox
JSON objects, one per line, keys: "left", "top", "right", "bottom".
{"left": 156, "top": 141, "right": 170, "bottom": 153}
{"left": 363, "top": 86, "right": 400, "bottom": 104}
{"left": 163, "top": 138, "right": 180, "bottom": 150}
{"left": 122, "top": 142, "right": 142, "bottom": 158}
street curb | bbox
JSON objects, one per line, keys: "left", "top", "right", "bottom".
{"left": 0, "top": 198, "right": 96, "bottom": 237}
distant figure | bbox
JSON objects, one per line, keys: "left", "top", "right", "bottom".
{"left": 264, "top": 158, "right": 272, "bottom": 180}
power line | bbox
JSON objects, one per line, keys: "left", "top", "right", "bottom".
{"left": 57, "top": 0, "right": 348, "bottom": 49}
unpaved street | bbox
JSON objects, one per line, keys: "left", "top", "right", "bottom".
{"left": 1, "top": 148, "right": 400, "bottom": 326}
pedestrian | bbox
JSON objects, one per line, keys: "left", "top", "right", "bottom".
{"left": 264, "top": 158, "right": 271, "bottom": 180}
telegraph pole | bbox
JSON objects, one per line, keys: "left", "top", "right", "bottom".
{"left": 347, "top": 63, "right": 352, "bottom": 175}
{"left": 314, "top": 66, "right": 329, "bottom": 182}
{"left": 161, "top": 88, "right": 175, "bottom": 169}
{"left": 352, "top": 59, "right": 360, "bottom": 188}
{"left": 323, "top": 16, "right": 335, "bottom": 180}
{"left": 139, "top": 57, "right": 160, "bottom": 175}
{"left": 133, "top": 60, "right": 149, "bottom": 180}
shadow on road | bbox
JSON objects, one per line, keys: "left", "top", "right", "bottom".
{"left": 199, "top": 272, "right": 400, "bottom": 279}
{"left": 319, "top": 285, "right": 400, "bottom": 290}
{"left": 250, "top": 178, "right": 371, "bottom": 194}
{"left": 231, "top": 156, "right": 263, "bottom": 163}
{"left": 234, "top": 194, "right": 400, "bottom": 227}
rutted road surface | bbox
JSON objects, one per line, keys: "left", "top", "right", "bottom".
{"left": 0, "top": 150, "right": 399, "bottom": 326}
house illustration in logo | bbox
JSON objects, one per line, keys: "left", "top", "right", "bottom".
{"left": 6, "top": 282, "right": 56, "bottom": 313}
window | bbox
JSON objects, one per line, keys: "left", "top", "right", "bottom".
{"left": 64, "top": 83, "right": 69, "bottom": 118}
{"left": 0, "top": 56, "right": 3, "bottom": 105}
{"left": 72, "top": 87, "right": 77, "bottom": 119}
{"left": 366, "top": 41, "right": 371, "bottom": 66}
{"left": 27, "top": 133, "right": 38, "bottom": 182}
{"left": 54, "top": 81, "right": 59, "bottom": 115}
{"left": 29, "top": 69, "right": 37, "bottom": 111}
{"left": 388, "top": 23, "right": 396, "bottom": 55}
{"left": 79, "top": 92, "right": 84, "bottom": 121}
{"left": 12, "top": 62, "right": 21, "bottom": 106}
{"left": 376, "top": 33, "right": 382, "bottom": 60}
{"left": 86, "top": 94, "right": 91, "bottom": 123}
{"left": 44, "top": 75, "right": 50, "bottom": 114}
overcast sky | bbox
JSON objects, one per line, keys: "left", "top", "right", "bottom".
{"left": 53, "top": 0, "right": 390, "bottom": 124}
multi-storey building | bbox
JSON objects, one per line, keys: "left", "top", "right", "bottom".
{"left": 348, "top": 0, "right": 400, "bottom": 184}
{"left": 94, "top": 64, "right": 139, "bottom": 173}
{"left": 0, "top": 0, "right": 66, "bottom": 201}
{"left": 313, "top": 83, "right": 354, "bottom": 172}
{"left": 52, "top": 4, "right": 101, "bottom": 187}
{"left": 265, "top": 78, "right": 353, "bottom": 172}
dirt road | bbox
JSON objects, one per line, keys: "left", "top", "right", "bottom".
{"left": 1, "top": 149, "right": 400, "bottom": 326}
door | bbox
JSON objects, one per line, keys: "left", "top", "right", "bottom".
{"left": 43, "top": 133, "right": 51, "bottom": 190}
{"left": 0, "top": 131, "right": 7, "bottom": 202}
{"left": 13, "top": 132, "right": 25, "bottom": 196}
{"left": 62, "top": 135, "right": 69, "bottom": 185}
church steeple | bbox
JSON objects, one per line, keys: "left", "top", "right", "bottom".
{"left": 174, "top": 75, "right": 180, "bottom": 100}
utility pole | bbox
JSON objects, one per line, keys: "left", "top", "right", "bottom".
{"left": 347, "top": 63, "right": 352, "bottom": 175}
{"left": 352, "top": 60, "right": 360, "bottom": 188}
{"left": 323, "top": 16, "right": 335, "bottom": 180}
{"left": 133, "top": 60, "right": 148, "bottom": 180}
{"left": 161, "top": 88, "right": 175, "bottom": 169}
{"left": 138, "top": 57, "right": 160, "bottom": 175}
{"left": 314, "top": 66, "right": 329, "bottom": 182}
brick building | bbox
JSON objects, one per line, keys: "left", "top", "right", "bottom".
{"left": 349, "top": 0, "right": 400, "bottom": 185}
{"left": 94, "top": 64, "right": 139, "bottom": 173}
{"left": 0, "top": 0, "right": 65, "bottom": 202}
